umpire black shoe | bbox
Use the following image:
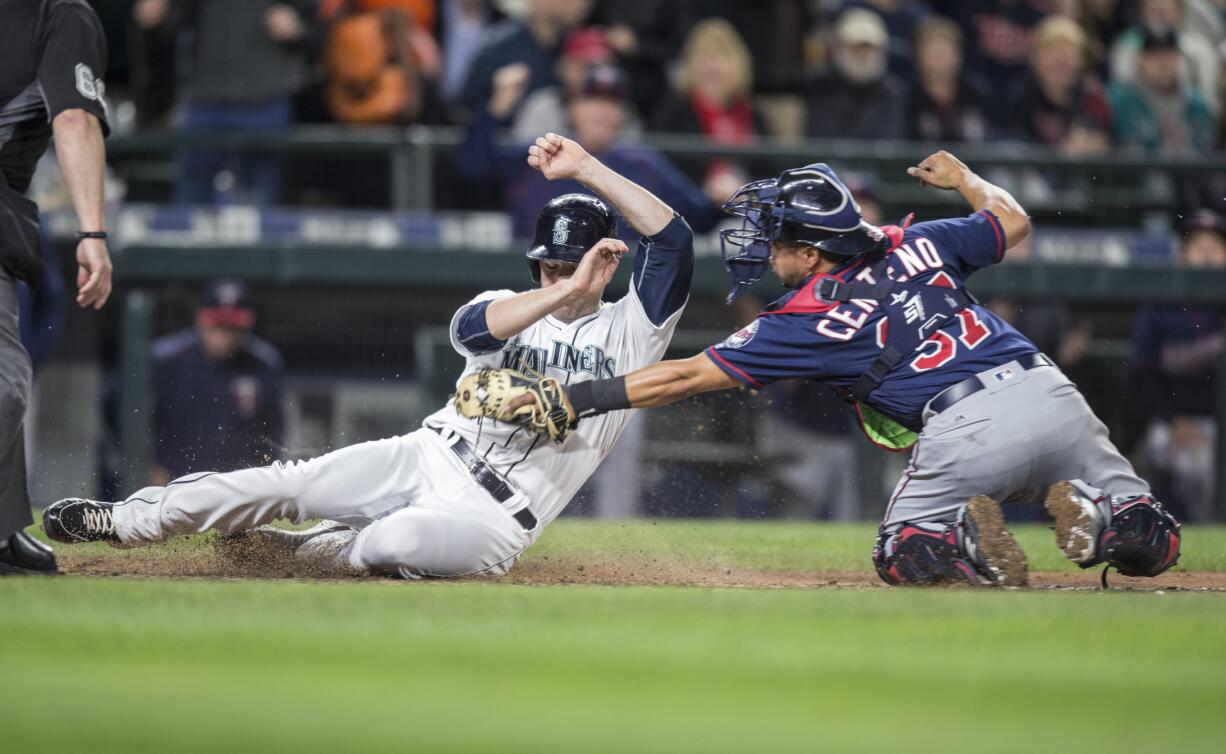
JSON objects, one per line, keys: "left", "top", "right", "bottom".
{"left": 42, "top": 498, "right": 120, "bottom": 544}
{"left": 0, "top": 530, "right": 59, "bottom": 575}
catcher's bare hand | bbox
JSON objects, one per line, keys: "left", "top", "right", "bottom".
{"left": 562, "top": 238, "right": 627, "bottom": 301}
{"left": 906, "top": 150, "right": 971, "bottom": 191}
{"left": 527, "top": 133, "right": 594, "bottom": 182}
{"left": 76, "top": 237, "right": 112, "bottom": 309}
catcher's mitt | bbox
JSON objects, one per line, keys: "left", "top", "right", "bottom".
{"left": 452, "top": 369, "right": 577, "bottom": 442}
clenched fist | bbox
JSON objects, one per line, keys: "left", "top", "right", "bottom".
{"left": 527, "top": 133, "right": 595, "bottom": 183}
{"left": 906, "top": 150, "right": 972, "bottom": 191}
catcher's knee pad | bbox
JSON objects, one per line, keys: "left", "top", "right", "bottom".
{"left": 873, "top": 523, "right": 983, "bottom": 586}
{"left": 1100, "top": 496, "right": 1182, "bottom": 577}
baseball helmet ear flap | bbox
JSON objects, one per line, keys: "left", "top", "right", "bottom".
{"left": 526, "top": 194, "right": 618, "bottom": 282}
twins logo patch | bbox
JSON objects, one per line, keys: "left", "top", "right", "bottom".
{"left": 552, "top": 216, "right": 570, "bottom": 245}
{"left": 719, "top": 319, "right": 760, "bottom": 349}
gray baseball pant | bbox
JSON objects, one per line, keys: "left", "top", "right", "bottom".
{"left": 882, "top": 359, "right": 1149, "bottom": 532}
{"left": 0, "top": 266, "right": 32, "bottom": 539}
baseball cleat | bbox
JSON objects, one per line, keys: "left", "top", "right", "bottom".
{"left": 220, "top": 520, "right": 351, "bottom": 555}
{"left": 1044, "top": 481, "right": 1104, "bottom": 565}
{"left": 42, "top": 498, "right": 120, "bottom": 544}
{"left": 961, "top": 496, "right": 1029, "bottom": 587}
{"left": 217, "top": 520, "right": 361, "bottom": 576}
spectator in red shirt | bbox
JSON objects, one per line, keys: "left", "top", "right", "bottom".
{"left": 649, "top": 17, "right": 767, "bottom": 204}
{"left": 650, "top": 18, "right": 766, "bottom": 145}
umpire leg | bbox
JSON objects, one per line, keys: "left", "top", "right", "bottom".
{"left": 0, "top": 267, "right": 33, "bottom": 537}
{"left": 0, "top": 267, "right": 54, "bottom": 573}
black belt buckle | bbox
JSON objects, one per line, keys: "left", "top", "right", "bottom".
{"left": 430, "top": 425, "right": 534, "bottom": 530}
{"left": 926, "top": 352, "right": 1053, "bottom": 419}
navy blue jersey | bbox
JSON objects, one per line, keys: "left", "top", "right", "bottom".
{"left": 706, "top": 210, "right": 1037, "bottom": 430}
{"left": 1131, "top": 304, "right": 1222, "bottom": 418}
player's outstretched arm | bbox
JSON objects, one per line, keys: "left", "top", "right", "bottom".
{"left": 484, "top": 238, "right": 626, "bottom": 340}
{"left": 459, "top": 353, "right": 737, "bottom": 438}
{"left": 906, "top": 150, "right": 1030, "bottom": 250}
{"left": 527, "top": 133, "right": 674, "bottom": 237}
{"left": 568, "top": 353, "right": 740, "bottom": 414}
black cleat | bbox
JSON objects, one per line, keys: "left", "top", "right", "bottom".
{"left": 0, "top": 531, "right": 59, "bottom": 575}
{"left": 42, "top": 498, "right": 120, "bottom": 544}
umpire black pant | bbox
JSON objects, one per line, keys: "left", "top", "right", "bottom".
{"left": 0, "top": 263, "right": 32, "bottom": 539}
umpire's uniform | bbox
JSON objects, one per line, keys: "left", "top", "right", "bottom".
{"left": 0, "top": 0, "right": 108, "bottom": 573}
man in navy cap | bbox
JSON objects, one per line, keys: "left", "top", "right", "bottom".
{"left": 149, "top": 279, "right": 285, "bottom": 485}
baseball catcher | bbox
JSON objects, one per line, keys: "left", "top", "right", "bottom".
{"left": 458, "top": 151, "right": 1182, "bottom": 587}
{"left": 42, "top": 134, "right": 695, "bottom": 579}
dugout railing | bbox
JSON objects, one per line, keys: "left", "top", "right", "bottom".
{"left": 103, "top": 126, "right": 1226, "bottom": 223}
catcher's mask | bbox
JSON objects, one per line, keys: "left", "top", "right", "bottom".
{"left": 719, "top": 163, "right": 888, "bottom": 303}
{"left": 526, "top": 193, "right": 618, "bottom": 283}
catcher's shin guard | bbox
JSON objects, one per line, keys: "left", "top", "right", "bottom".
{"left": 874, "top": 497, "right": 1028, "bottom": 587}
{"left": 1045, "top": 481, "right": 1181, "bottom": 577}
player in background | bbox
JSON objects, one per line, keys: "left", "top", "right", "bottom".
{"left": 501, "top": 151, "right": 1181, "bottom": 587}
{"left": 43, "top": 133, "right": 694, "bottom": 578}
{"left": 1, "top": 0, "right": 113, "bottom": 575}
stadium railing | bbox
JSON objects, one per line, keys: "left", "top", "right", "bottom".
{"left": 104, "top": 126, "right": 1226, "bottom": 219}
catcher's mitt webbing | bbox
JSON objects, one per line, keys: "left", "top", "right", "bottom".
{"left": 452, "top": 369, "right": 577, "bottom": 442}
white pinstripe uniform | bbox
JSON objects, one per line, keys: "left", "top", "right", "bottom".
{"left": 111, "top": 216, "right": 694, "bottom": 577}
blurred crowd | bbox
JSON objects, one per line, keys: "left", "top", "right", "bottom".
{"left": 87, "top": 0, "right": 1226, "bottom": 207}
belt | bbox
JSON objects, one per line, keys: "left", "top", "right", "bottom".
{"left": 430, "top": 426, "right": 538, "bottom": 531}
{"left": 926, "top": 353, "right": 1054, "bottom": 418}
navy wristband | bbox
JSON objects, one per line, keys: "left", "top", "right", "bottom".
{"left": 569, "top": 377, "right": 630, "bottom": 416}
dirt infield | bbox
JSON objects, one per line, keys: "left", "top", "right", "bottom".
{"left": 56, "top": 549, "right": 1226, "bottom": 591}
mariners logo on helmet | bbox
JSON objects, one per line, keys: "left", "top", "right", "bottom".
{"left": 526, "top": 194, "right": 618, "bottom": 283}
{"left": 552, "top": 216, "right": 571, "bottom": 245}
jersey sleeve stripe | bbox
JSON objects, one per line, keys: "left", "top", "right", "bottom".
{"left": 978, "top": 209, "right": 1006, "bottom": 263}
{"left": 704, "top": 347, "right": 763, "bottom": 388}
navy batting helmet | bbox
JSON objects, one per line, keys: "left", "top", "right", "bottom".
{"left": 720, "top": 163, "right": 887, "bottom": 302}
{"left": 526, "top": 194, "right": 618, "bottom": 283}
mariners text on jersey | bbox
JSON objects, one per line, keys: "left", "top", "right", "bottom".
{"left": 501, "top": 338, "right": 617, "bottom": 379}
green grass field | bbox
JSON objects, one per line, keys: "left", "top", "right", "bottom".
{"left": 4, "top": 520, "right": 1226, "bottom": 753}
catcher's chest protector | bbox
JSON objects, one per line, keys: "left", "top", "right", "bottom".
{"left": 818, "top": 257, "right": 978, "bottom": 403}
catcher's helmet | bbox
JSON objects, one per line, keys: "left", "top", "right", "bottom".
{"left": 719, "top": 163, "right": 887, "bottom": 303}
{"left": 526, "top": 194, "right": 618, "bottom": 283}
